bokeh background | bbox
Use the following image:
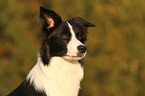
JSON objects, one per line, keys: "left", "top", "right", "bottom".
{"left": 0, "top": 0, "right": 145, "bottom": 96}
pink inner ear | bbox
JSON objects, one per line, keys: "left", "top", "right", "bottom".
{"left": 46, "top": 17, "right": 55, "bottom": 30}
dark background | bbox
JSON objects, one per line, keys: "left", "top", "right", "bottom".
{"left": 0, "top": 0, "right": 145, "bottom": 96}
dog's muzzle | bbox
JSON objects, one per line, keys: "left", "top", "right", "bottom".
{"left": 63, "top": 45, "right": 87, "bottom": 60}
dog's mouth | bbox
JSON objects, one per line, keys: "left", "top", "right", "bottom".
{"left": 63, "top": 53, "right": 86, "bottom": 60}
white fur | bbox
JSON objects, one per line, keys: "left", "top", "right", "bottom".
{"left": 64, "top": 22, "right": 86, "bottom": 60}
{"left": 27, "top": 57, "right": 84, "bottom": 96}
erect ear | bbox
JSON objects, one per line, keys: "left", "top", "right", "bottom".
{"left": 71, "top": 17, "right": 95, "bottom": 27}
{"left": 40, "top": 7, "right": 62, "bottom": 30}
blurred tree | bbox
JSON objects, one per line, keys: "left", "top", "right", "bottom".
{"left": 0, "top": 0, "right": 39, "bottom": 95}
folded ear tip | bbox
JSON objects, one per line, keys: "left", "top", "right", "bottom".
{"left": 90, "top": 24, "right": 95, "bottom": 27}
{"left": 71, "top": 17, "right": 95, "bottom": 27}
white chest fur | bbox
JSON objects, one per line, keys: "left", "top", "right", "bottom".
{"left": 27, "top": 57, "right": 84, "bottom": 96}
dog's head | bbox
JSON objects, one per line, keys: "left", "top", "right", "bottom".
{"left": 39, "top": 7, "right": 95, "bottom": 65}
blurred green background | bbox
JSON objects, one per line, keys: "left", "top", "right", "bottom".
{"left": 0, "top": 0, "right": 145, "bottom": 96}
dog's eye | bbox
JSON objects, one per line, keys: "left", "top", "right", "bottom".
{"left": 61, "top": 34, "right": 70, "bottom": 40}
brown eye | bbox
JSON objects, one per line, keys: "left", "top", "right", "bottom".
{"left": 62, "top": 34, "right": 69, "bottom": 40}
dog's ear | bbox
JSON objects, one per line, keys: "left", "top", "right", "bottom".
{"left": 71, "top": 17, "right": 95, "bottom": 27}
{"left": 40, "top": 7, "right": 62, "bottom": 30}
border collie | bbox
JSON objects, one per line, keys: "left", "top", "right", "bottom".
{"left": 8, "top": 7, "right": 95, "bottom": 96}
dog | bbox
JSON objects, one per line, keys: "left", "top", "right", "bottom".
{"left": 8, "top": 7, "right": 95, "bottom": 96}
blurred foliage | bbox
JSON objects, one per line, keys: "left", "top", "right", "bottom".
{"left": 0, "top": 0, "right": 145, "bottom": 96}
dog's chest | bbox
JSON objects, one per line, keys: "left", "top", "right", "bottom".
{"left": 27, "top": 57, "right": 84, "bottom": 96}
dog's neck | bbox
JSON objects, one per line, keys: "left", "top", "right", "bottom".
{"left": 27, "top": 56, "right": 84, "bottom": 96}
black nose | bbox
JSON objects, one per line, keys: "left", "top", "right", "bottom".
{"left": 77, "top": 45, "right": 87, "bottom": 53}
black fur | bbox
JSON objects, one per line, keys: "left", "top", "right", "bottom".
{"left": 40, "top": 22, "right": 72, "bottom": 65}
{"left": 39, "top": 7, "right": 63, "bottom": 65}
{"left": 8, "top": 80, "right": 46, "bottom": 96}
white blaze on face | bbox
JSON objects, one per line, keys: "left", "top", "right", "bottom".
{"left": 64, "top": 22, "right": 86, "bottom": 60}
